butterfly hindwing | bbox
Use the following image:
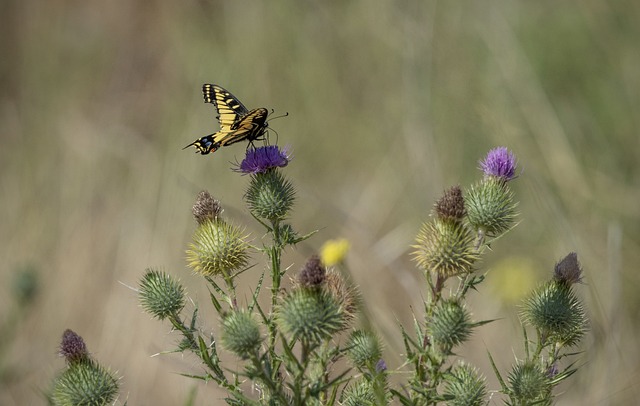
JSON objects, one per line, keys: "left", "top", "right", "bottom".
{"left": 215, "top": 108, "right": 269, "bottom": 147}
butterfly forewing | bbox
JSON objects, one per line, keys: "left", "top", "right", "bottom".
{"left": 203, "top": 84, "right": 248, "bottom": 131}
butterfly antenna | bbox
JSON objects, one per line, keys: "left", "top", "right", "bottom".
{"left": 268, "top": 111, "right": 289, "bottom": 122}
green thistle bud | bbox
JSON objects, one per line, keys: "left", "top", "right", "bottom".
{"left": 443, "top": 362, "right": 487, "bottom": 406}
{"left": 413, "top": 220, "right": 478, "bottom": 278}
{"left": 508, "top": 361, "right": 552, "bottom": 405}
{"left": 341, "top": 380, "right": 376, "bottom": 406}
{"left": 276, "top": 289, "right": 344, "bottom": 344}
{"left": 465, "top": 177, "right": 518, "bottom": 237}
{"left": 138, "top": 269, "right": 186, "bottom": 320}
{"left": 186, "top": 220, "right": 250, "bottom": 277}
{"left": 278, "top": 223, "right": 299, "bottom": 245}
{"left": 434, "top": 185, "right": 466, "bottom": 223}
{"left": 520, "top": 281, "right": 587, "bottom": 347}
{"left": 192, "top": 190, "right": 223, "bottom": 225}
{"left": 51, "top": 359, "right": 119, "bottom": 406}
{"left": 346, "top": 330, "right": 382, "bottom": 370}
{"left": 430, "top": 299, "right": 472, "bottom": 354}
{"left": 220, "top": 311, "right": 263, "bottom": 359}
{"left": 245, "top": 170, "right": 295, "bottom": 221}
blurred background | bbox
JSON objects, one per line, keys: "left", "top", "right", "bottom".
{"left": 1, "top": 0, "right": 638, "bottom": 404}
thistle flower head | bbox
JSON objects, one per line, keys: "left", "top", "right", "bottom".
{"left": 236, "top": 145, "right": 291, "bottom": 175}
{"left": 466, "top": 177, "right": 518, "bottom": 237}
{"left": 479, "top": 147, "right": 517, "bottom": 181}
{"left": 138, "top": 268, "right": 186, "bottom": 320}
{"left": 59, "top": 329, "right": 89, "bottom": 364}
{"left": 434, "top": 185, "right": 466, "bottom": 222}
{"left": 553, "top": 252, "right": 583, "bottom": 285}
{"left": 192, "top": 190, "right": 223, "bottom": 225}
{"left": 298, "top": 255, "right": 327, "bottom": 288}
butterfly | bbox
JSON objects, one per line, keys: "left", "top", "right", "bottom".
{"left": 184, "top": 84, "right": 269, "bottom": 155}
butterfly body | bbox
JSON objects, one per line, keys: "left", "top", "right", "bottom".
{"left": 185, "top": 84, "right": 269, "bottom": 155}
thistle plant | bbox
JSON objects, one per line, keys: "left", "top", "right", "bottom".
{"left": 132, "top": 144, "right": 588, "bottom": 405}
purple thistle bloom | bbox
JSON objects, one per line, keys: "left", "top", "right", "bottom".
{"left": 375, "top": 358, "right": 387, "bottom": 373}
{"left": 479, "top": 147, "right": 517, "bottom": 180}
{"left": 236, "top": 145, "right": 291, "bottom": 174}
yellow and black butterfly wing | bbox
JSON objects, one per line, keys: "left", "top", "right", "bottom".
{"left": 214, "top": 108, "right": 269, "bottom": 147}
{"left": 203, "top": 84, "right": 249, "bottom": 132}
{"left": 182, "top": 134, "right": 221, "bottom": 155}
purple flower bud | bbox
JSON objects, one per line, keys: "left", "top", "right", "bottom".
{"left": 479, "top": 147, "right": 517, "bottom": 181}
{"left": 236, "top": 145, "right": 291, "bottom": 174}
{"left": 375, "top": 358, "right": 387, "bottom": 373}
{"left": 59, "top": 329, "right": 89, "bottom": 363}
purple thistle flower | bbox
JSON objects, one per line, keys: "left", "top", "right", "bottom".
{"left": 375, "top": 358, "right": 387, "bottom": 373}
{"left": 236, "top": 145, "right": 291, "bottom": 174}
{"left": 479, "top": 147, "right": 517, "bottom": 181}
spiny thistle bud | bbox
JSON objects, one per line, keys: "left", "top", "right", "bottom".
{"left": 278, "top": 223, "right": 299, "bottom": 245}
{"left": 508, "top": 361, "right": 552, "bottom": 405}
{"left": 520, "top": 281, "right": 587, "bottom": 347}
{"left": 465, "top": 177, "right": 518, "bottom": 237}
{"left": 341, "top": 380, "right": 376, "bottom": 406}
{"left": 186, "top": 220, "right": 250, "bottom": 277}
{"left": 479, "top": 147, "right": 517, "bottom": 181}
{"left": 51, "top": 331, "right": 119, "bottom": 406}
{"left": 138, "top": 268, "right": 186, "bottom": 320}
{"left": 324, "top": 270, "right": 359, "bottom": 326}
{"left": 192, "top": 190, "right": 223, "bottom": 225}
{"left": 413, "top": 220, "right": 478, "bottom": 278}
{"left": 298, "top": 255, "right": 326, "bottom": 288}
{"left": 553, "top": 252, "right": 583, "bottom": 285}
{"left": 59, "top": 329, "right": 89, "bottom": 364}
{"left": 245, "top": 169, "right": 295, "bottom": 221}
{"left": 430, "top": 299, "right": 473, "bottom": 354}
{"left": 220, "top": 311, "right": 263, "bottom": 359}
{"left": 346, "top": 330, "right": 382, "bottom": 370}
{"left": 443, "top": 362, "right": 487, "bottom": 406}
{"left": 320, "top": 238, "right": 350, "bottom": 266}
{"left": 434, "top": 185, "right": 466, "bottom": 222}
{"left": 276, "top": 289, "right": 344, "bottom": 344}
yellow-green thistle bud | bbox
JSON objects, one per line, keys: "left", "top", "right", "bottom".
{"left": 245, "top": 170, "right": 295, "bottom": 221}
{"left": 186, "top": 220, "right": 250, "bottom": 277}
{"left": 138, "top": 269, "right": 186, "bottom": 320}
{"left": 508, "top": 361, "right": 552, "bottom": 405}
{"left": 413, "top": 220, "right": 479, "bottom": 278}
{"left": 220, "top": 311, "right": 263, "bottom": 359}
{"left": 443, "top": 362, "right": 487, "bottom": 406}
{"left": 276, "top": 289, "right": 344, "bottom": 344}
{"left": 430, "top": 299, "right": 473, "bottom": 354}
{"left": 51, "top": 359, "right": 119, "bottom": 406}
{"left": 346, "top": 330, "right": 382, "bottom": 370}
{"left": 520, "top": 281, "right": 587, "bottom": 347}
{"left": 465, "top": 177, "right": 518, "bottom": 237}
{"left": 192, "top": 190, "right": 223, "bottom": 225}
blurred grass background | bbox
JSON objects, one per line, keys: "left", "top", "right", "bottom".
{"left": 1, "top": 0, "right": 638, "bottom": 404}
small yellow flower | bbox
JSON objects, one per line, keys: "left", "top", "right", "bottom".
{"left": 320, "top": 238, "right": 350, "bottom": 266}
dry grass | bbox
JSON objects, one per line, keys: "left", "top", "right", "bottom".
{"left": 1, "top": 1, "right": 639, "bottom": 404}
